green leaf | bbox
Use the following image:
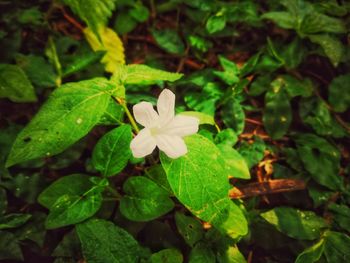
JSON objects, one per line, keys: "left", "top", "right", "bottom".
{"left": 0, "top": 231, "right": 23, "bottom": 261}
{"left": 222, "top": 99, "right": 245, "bottom": 135}
{"left": 14, "top": 212, "right": 46, "bottom": 247}
{"left": 280, "top": 38, "right": 306, "bottom": 69}
{"left": 15, "top": 54, "right": 57, "bottom": 87}
{"left": 6, "top": 78, "right": 113, "bottom": 167}
{"left": 0, "top": 213, "right": 32, "bottom": 230}
{"left": 38, "top": 174, "right": 106, "bottom": 229}
{"left": 0, "top": 64, "right": 37, "bottom": 102}
{"left": 263, "top": 78, "right": 292, "bottom": 139}
{"left": 92, "top": 125, "right": 132, "bottom": 177}
{"left": 175, "top": 212, "right": 204, "bottom": 247}
{"left": 189, "top": 243, "right": 216, "bottom": 263}
{"left": 188, "top": 35, "right": 213, "bottom": 52}
{"left": 0, "top": 188, "right": 7, "bottom": 215}
{"left": 76, "top": 219, "right": 140, "bottom": 263}
{"left": 295, "top": 134, "right": 342, "bottom": 191}
{"left": 217, "top": 246, "right": 247, "bottom": 263}
{"left": 324, "top": 231, "right": 350, "bottom": 262}
{"left": 114, "top": 13, "right": 137, "bottom": 35}
{"left": 261, "top": 11, "right": 296, "bottom": 29}
{"left": 206, "top": 14, "right": 226, "bottom": 34}
{"left": 145, "top": 165, "right": 172, "bottom": 194}
{"left": 217, "top": 144, "right": 250, "bottom": 179}
{"left": 328, "top": 204, "right": 350, "bottom": 231}
{"left": 308, "top": 34, "right": 344, "bottom": 67}
{"left": 160, "top": 134, "right": 231, "bottom": 225}
{"left": 119, "top": 176, "right": 174, "bottom": 221}
{"left": 300, "top": 12, "right": 346, "bottom": 34}
{"left": 115, "top": 64, "right": 183, "bottom": 85}
{"left": 328, "top": 74, "right": 350, "bottom": 113}
{"left": 98, "top": 100, "right": 124, "bottom": 125}
{"left": 213, "top": 55, "right": 240, "bottom": 86}
{"left": 151, "top": 29, "right": 185, "bottom": 54}
{"left": 62, "top": 0, "right": 117, "bottom": 38}
{"left": 281, "top": 75, "right": 313, "bottom": 98}
{"left": 260, "top": 206, "right": 328, "bottom": 240}
{"left": 150, "top": 248, "right": 183, "bottom": 263}
{"left": 129, "top": 3, "right": 149, "bottom": 23}
{"left": 238, "top": 137, "right": 265, "bottom": 169}
{"left": 215, "top": 129, "right": 238, "bottom": 147}
{"left": 295, "top": 238, "right": 325, "bottom": 263}
{"left": 179, "top": 111, "right": 215, "bottom": 126}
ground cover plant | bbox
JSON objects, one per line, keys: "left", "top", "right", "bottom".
{"left": 0, "top": 0, "right": 350, "bottom": 262}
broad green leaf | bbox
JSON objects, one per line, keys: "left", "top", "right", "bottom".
{"left": 114, "top": 13, "right": 138, "bottom": 35}
{"left": 52, "top": 229, "right": 80, "bottom": 258}
{"left": 300, "top": 12, "right": 346, "bottom": 34}
{"left": 328, "top": 204, "right": 350, "bottom": 231}
{"left": 14, "top": 212, "right": 46, "bottom": 247}
{"left": 215, "top": 129, "right": 238, "bottom": 147}
{"left": 213, "top": 55, "right": 240, "bottom": 86}
{"left": 150, "top": 248, "right": 183, "bottom": 263}
{"left": 84, "top": 27, "right": 125, "bottom": 73}
{"left": 189, "top": 243, "right": 216, "bottom": 263}
{"left": 0, "top": 213, "right": 31, "bottom": 230}
{"left": 222, "top": 99, "right": 245, "bottom": 135}
{"left": 0, "top": 231, "right": 23, "bottom": 261}
{"left": 6, "top": 78, "right": 113, "bottom": 167}
{"left": 116, "top": 64, "right": 183, "bottom": 85}
{"left": 160, "top": 134, "right": 231, "bottom": 225}
{"left": 280, "top": 38, "right": 306, "bottom": 69}
{"left": 260, "top": 207, "right": 328, "bottom": 240}
{"left": 119, "top": 176, "right": 174, "bottom": 221}
{"left": 218, "top": 144, "right": 250, "bottom": 179}
{"left": 281, "top": 75, "right": 313, "bottom": 98}
{"left": 179, "top": 111, "right": 215, "bottom": 126}
{"left": 261, "top": 11, "right": 296, "bottom": 29}
{"left": 98, "top": 100, "right": 124, "bottom": 125}
{"left": 295, "top": 238, "right": 325, "bottom": 263}
{"left": 263, "top": 78, "right": 292, "bottom": 139}
{"left": 217, "top": 246, "right": 247, "bottom": 263}
{"left": 206, "top": 14, "right": 226, "bottom": 34}
{"left": 76, "top": 219, "right": 140, "bottom": 263}
{"left": 308, "top": 34, "right": 344, "bottom": 67}
{"left": 175, "top": 212, "right": 204, "bottom": 247}
{"left": 248, "top": 75, "right": 270, "bottom": 96}
{"left": 324, "top": 231, "right": 350, "bottom": 263}
{"left": 295, "top": 134, "right": 342, "bottom": 191}
{"left": 38, "top": 174, "right": 106, "bottom": 229}
{"left": 145, "top": 165, "right": 172, "bottom": 194}
{"left": 15, "top": 54, "right": 57, "bottom": 87}
{"left": 0, "top": 64, "right": 37, "bottom": 102}
{"left": 63, "top": 0, "right": 117, "bottom": 38}
{"left": 152, "top": 29, "right": 185, "bottom": 54}
{"left": 328, "top": 74, "right": 350, "bottom": 113}
{"left": 92, "top": 125, "right": 132, "bottom": 177}
{"left": 129, "top": 3, "right": 149, "bottom": 23}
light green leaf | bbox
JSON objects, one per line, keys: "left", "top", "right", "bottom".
{"left": 206, "top": 14, "right": 226, "bottom": 34}
{"left": 263, "top": 78, "right": 292, "bottom": 139}
{"left": 217, "top": 246, "right": 247, "bottom": 263}
{"left": 175, "top": 212, "right": 204, "bottom": 247}
{"left": 260, "top": 206, "right": 328, "bottom": 240}
{"left": 152, "top": 29, "right": 185, "bottom": 54}
{"left": 189, "top": 243, "right": 216, "bottom": 263}
{"left": 308, "top": 34, "right": 344, "bottom": 67}
{"left": 261, "top": 11, "right": 296, "bottom": 29}
{"left": 295, "top": 238, "right": 325, "bottom": 263}
{"left": 324, "top": 231, "right": 350, "bottom": 262}
{"left": 76, "top": 219, "right": 140, "bottom": 263}
{"left": 119, "top": 176, "right": 174, "bottom": 221}
{"left": 161, "top": 134, "right": 231, "bottom": 225}
{"left": 0, "top": 213, "right": 31, "bottom": 230}
{"left": 129, "top": 3, "right": 149, "bottom": 23}
{"left": 62, "top": 0, "right": 117, "bottom": 38}
{"left": 179, "top": 111, "right": 215, "bottom": 126}
{"left": 213, "top": 55, "right": 240, "bottom": 86}
{"left": 38, "top": 174, "right": 106, "bottom": 229}
{"left": 328, "top": 74, "right": 350, "bottom": 113}
{"left": 218, "top": 144, "right": 250, "bottom": 179}
{"left": 6, "top": 78, "right": 113, "bottom": 167}
{"left": 92, "top": 125, "right": 132, "bottom": 177}
{"left": 0, "top": 64, "right": 37, "bottom": 102}
{"left": 150, "top": 248, "right": 183, "bottom": 263}
{"left": 115, "top": 64, "right": 183, "bottom": 86}
{"left": 215, "top": 129, "right": 238, "bottom": 147}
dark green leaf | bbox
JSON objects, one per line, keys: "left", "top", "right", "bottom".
{"left": 175, "top": 212, "right": 204, "bottom": 247}
{"left": 222, "top": 99, "right": 245, "bottom": 135}
{"left": 150, "top": 248, "right": 183, "bottom": 263}
{"left": 145, "top": 165, "right": 172, "bottom": 194}
{"left": 0, "top": 213, "right": 32, "bottom": 230}
{"left": 300, "top": 12, "right": 346, "bottom": 34}
{"left": 295, "top": 238, "right": 325, "bottom": 263}
{"left": 152, "top": 29, "right": 185, "bottom": 54}
{"left": 0, "top": 231, "right": 23, "bottom": 261}
{"left": 62, "top": 51, "right": 105, "bottom": 77}
{"left": 189, "top": 243, "right": 216, "bottom": 263}
{"left": 114, "top": 13, "right": 137, "bottom": 35}
{"left": 328, "top": 204, "right": 350, "bottom": 231}
{"left": 328, "top": 74, "right": 350, "bottom": 113}
{"left": 238, "top": 137, "right": 266, "bottom": 169}
{"left": 261, "top": 11, "right": 296, "bottom": 29}
{"left": 129, "top": 4, "right": 149, "bottom": 23}
{"left": 324, "top": 231, "right": 350, "bottom": 263}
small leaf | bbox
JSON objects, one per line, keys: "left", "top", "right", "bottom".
{"left": 238, "top": 137, "right": 266, "bottom": 169}
{"left": 0, "top": 231, "right": 23, "bottom": 261}
{"left": 6, "top": 78, "right": 112, "bottom": 167}
{"left": 213, "top": 55, "right": 240, "bottom": 85}
{"left": 76, "top": 219, "right": 140, "bottom": 263}
{"left": 206, "top": 14, "right": 226, "bottom": 34}
{"left": 217, "top": 246, "right": 247, "bottom": 263}
{"left": 218, "top": 144, "right": 250, "bottom": 179}
{"left": 179, "top": 111, "right": 215, "bottom": 126}
{"left": 324, "top": 231, "right": 350, "bottom": 262}
{"left": 295, "top": 238, "right": 325, "bottom": 263}
{"left": 152, "top": 28, "right": 185, "bottom": 54}
{"left": 222, "top": 99, "right": 245, "bottom": 135}
{"left": 119, "top": 176, "right": 174, "bottom": 221}
{"left": 92, "top": 125, "right": 132, "bottom": 177}
{"left": 129, "top": 3, "right": 149, "bottom": 23}
{"left": 150, "top": 248, "right": 183, "bottom": 263}
{"left": 328, "top": 74, "right": 350, "bottom": 113}
{"left": 0, "top": 213, "right": 32, "bottom": 230}
{"left": 145, "top": 165, "right": 172, "bottom": 194}
{"left": 260, "top": 206, "right": 328, "bottom": 240}
{"left": 189, "top": 243, "right": 216, "bottom": 263}
{"left": 175, "top": 212, "right": 204, "bottom": 247}
{"left": 84, "top": 27, "right": 125, "bottom": 73}
{"left": 0, "top": 64, "right": 37, "bottom": 102}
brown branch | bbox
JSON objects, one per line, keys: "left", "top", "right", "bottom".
{"left": 229, "top": 179, "right": 306, "bottom": 199}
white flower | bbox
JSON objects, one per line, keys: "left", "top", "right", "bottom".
{"left": 130, "top": 89, "right": 199, "bottom": 159}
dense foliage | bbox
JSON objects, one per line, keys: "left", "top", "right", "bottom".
{"left": 0, "top": 0, "right": 350, "bottom": 262}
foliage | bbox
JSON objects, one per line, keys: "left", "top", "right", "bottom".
{"left": 0, "top": 0, "right": 349, "bottom": 262}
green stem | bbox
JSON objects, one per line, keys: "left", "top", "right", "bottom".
{"left": 120, "top": 101, "right": 140, "bottom": 133}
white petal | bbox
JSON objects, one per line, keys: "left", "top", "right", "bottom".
{"left": 155, "top": 134, "right": 187, "bottom": 159}
{"left": 130, "top": 128, "right": 156, "bottom": 158}
{"left": 133, "top": 102, "right": 159, "bottom": 128}
{"left": 161, "top": 115, "right": 199, "bottom": 137}
{"left": 157, "top": 89, "right": 175, "bottom": 124}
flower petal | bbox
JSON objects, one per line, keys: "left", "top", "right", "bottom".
{"left": 130, "top": 128, "right": 156, "bottom": 158}
{"left": 133, "top": 102, "right": 159, "bottom": 128}
{"left": 157, "top": 89, "right": 175, "bottom": 124}
{"left": 162, "top": 115, "right": 199, "bottom": 137}
{"left": 155, "top": 134, "right": 187, "bottom": 159}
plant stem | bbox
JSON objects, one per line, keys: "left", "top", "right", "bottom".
{"left": 121, "top": 101, "right": 140, "bottom": 133}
